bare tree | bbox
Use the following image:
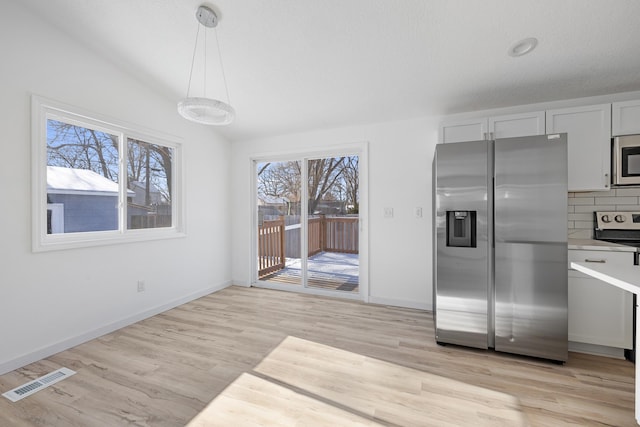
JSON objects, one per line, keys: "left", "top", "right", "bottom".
{"left": 257, "top": 156, "right": 359, "bottom": 215}
{"left": 47, "top": 120, "right": 119, "bottom": 181}
{"left": 257, "top": 161, "right": 302, "bottom": 214}
{"left": 47, "top": 120, "right": 172, "bottom": 204}
{"left": 341, "top": 156, "right": 359, "bottom": 213}
{"left": 306, "top": 157, "right": 345, "bottom": 214}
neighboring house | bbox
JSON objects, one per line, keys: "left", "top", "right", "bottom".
{"left": 46, "top": 166, "right": 135, "bottom": 233}
{"left": 129, "top": 180, "right": 163, "bottom": 206}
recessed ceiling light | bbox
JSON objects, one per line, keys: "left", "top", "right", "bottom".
{"left": 508, "top": 37, "right": 538, "bottom": 57}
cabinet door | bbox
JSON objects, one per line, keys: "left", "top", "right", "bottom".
{"left": 613, "top": 99, "right": 640, "bottom": 136}
{"left": 489, "top": 111, "right": 545, "bottom": 139}
{"left": 568, "top": 250, "right": 634, "bottom": 349}
{"left": 546, "top": 104, "right": 611, "bottom": 192}
{"left": 439, "top": 118, "right": 487, "bottom": 143}
{"left": 568, "top": 275, "right": 633, "bottom": 348}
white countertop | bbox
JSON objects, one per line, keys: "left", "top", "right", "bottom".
{"left": 569, "top": 238, "right": 638, "bottom": 252}
{"left": 571, "top": 262, "right": 640, "bottom": 295}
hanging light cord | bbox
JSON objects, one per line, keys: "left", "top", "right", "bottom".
{"left": 214, "top": 27, "right": 232, "bottom": 105}
{"left": 185, "top": 22, "right": 201, "bottom": 98}
{"left": 185, "top": 20, "right": 231, "bottom": 104}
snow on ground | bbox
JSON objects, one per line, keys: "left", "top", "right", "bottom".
{"left": 285, "top": 252, "right": 359, "bottom": 278}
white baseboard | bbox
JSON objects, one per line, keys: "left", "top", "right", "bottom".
{"left": 0, "top": 281, "right": 231, "bottom": 376}
{"left": 231, "top": 280, "right": 251, "bottom": 287}
{"left": 569, "top": 341, "right": 627, "bottom": 359}
{"left": 368, "top": 295, "right": 430, "bottom": 311}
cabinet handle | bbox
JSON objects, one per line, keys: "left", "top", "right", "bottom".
{"left": 584, "top": 259, "right": 606, "bottom": 263}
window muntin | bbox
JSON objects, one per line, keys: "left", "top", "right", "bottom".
{"left": 33, "top": 96, "right": 183, "bottom": 251}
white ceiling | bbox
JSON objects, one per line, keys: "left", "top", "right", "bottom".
{"left": 19, "top": 0, "right": 640, "bottom": 141}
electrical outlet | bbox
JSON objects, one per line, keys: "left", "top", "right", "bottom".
{"left": 384, "top": 207, "right": 394, "bottom": 218}
{"left": 415, "top": 207, "right": 423, "bottom": 218}
{"left": 137, "top": 280, "right": 145, "bottom": 292}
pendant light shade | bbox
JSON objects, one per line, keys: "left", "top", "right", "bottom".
{"left": 178, "top": 5, "right": 234, "bottom": 126}
{"left": 177, "top": 97, "right": 235, "bottom": 125}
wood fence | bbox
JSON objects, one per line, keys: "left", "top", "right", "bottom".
{"left": 129, "top": 214, "right": 172, "bottom": 229}
{"left": 258, "top": 215, "right": 359, "bottom": 277}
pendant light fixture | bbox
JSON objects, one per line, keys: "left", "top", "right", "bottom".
{"left": 178, "top": 5, "right": 235, "bottom": 125}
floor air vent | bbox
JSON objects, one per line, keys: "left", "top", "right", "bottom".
{"left": 2, "top": 368, "right": 76, "bottom": 402}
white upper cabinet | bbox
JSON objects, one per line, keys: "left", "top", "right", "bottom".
{"left": 489, "top": 111, "right": 546, "bottom": 139}
{"left": 546, "top": 104, "right": 611, "bottom": 192}
{"left": 440, "top": 111, "right": 544, "bottom": 143}
{"left": 613, "top": 99, "right": 640, "bottom": 136}
{"left": 439, "top": 117, "right": 487, "bottom": 143}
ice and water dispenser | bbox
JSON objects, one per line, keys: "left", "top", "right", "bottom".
{"left": 446, "top": 211, "right": 476, "bottom": 248}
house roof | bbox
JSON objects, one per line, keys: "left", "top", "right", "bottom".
{"left": 18, "top": 1, "right": 640, "bottom": 141}
{"left": 130, "top": 180, "right": 162, "bottom": 195}
{"left": 47, "top": 166, "right": 135, "bottom": 196}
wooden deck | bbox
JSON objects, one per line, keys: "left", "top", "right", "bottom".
{"left": 260, "top": 269, "right": 359, "bottom": 292}
{"left": 0, "top": 286, "right": 635, "bottom": 426}
{"left": 259, "top": 251, "right": 359, "bottom": 293}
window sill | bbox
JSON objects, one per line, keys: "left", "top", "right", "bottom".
{"left": 33, "top": 228, "right": 186, "bottom": 253}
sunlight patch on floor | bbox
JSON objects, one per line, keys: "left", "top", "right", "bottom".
{"left": 186, "top": 336, "right": 527, "bottom": 426}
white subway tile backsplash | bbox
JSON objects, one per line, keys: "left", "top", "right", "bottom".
{"left": 568, "top": 197, "right": 595, "bottom": 205}
{"left": 615, "top": 188, "right": 640, "bottom": 197}
{"left": 574, "top": 191, "right": 615, "bottom": 198}
{"left": 568, "top": 213, "right": 593, "bottom": 221}
{"left": 574, "top": 205, "right": 615, "bottom": 213}
{"left": 567, "top": 189, "right": 640, "bottom": 239}
{"left": 574, "top": 221, "right": 593, "bottom": 229}
{"left": 596, "top": 197, "right": 639, "bottom": 205}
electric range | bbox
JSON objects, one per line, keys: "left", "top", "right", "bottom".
{"left": 594, "top": 211, "right": 640, "bottom": 362}
{"left": 594, "top": 211, "right": 640, "bottom": 253}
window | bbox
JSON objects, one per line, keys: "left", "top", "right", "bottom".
{"left": 32, "top": 96, "right": 183, "bottom": 251}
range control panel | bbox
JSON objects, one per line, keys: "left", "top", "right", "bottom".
{"left": 595, "top": 211, "right": 640, "bottom": 230}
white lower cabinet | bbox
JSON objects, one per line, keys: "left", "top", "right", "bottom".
{"left": 568, "top": 249, "right": 634, "bottom": 351}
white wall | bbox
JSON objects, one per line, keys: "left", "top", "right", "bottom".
{"left": 230, "top": 117, "right": 439, "bottom": 310}
{"left": 0, "top": 2, "right": 231, "bottom": 374}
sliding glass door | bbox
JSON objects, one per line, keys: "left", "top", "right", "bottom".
{"left": 254, "top": 152, "right": 362, "bottom": 298}
{"left": 256, "top": 160, "right": 302, "bottom": 286}
{"left": 305, "top": 156, "right": 359, "bottom": 292}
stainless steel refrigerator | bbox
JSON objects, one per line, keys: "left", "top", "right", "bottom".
{"left": 433, "top": 134, "right": 568, "bottom": 362}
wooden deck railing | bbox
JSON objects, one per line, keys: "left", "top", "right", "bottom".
{"left": 259, "top": 215, "right": 358, "bottom": 277}
{"left": 308, "top": 217, "right": 323, "bottom": 257}
{"left": 324, "top": 216, "right": 359, "bottom": 254}
{"left": 258, "top": 218, "right": 286, "bottom": 277}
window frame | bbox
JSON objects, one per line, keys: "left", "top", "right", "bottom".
{"left": 32, "top": 95, "right": 185, "bottom": 252}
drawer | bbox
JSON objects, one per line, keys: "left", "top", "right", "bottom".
{"left": 568, "top": 249, "right": 635, "bottom": 274}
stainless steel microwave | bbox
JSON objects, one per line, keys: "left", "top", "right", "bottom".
{"left": 613, "top": 135, "right": 640, "bottom": 186}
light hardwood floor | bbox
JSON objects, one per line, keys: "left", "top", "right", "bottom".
{"left": 0, "top": 286, "right": 635, "bottom": 426}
